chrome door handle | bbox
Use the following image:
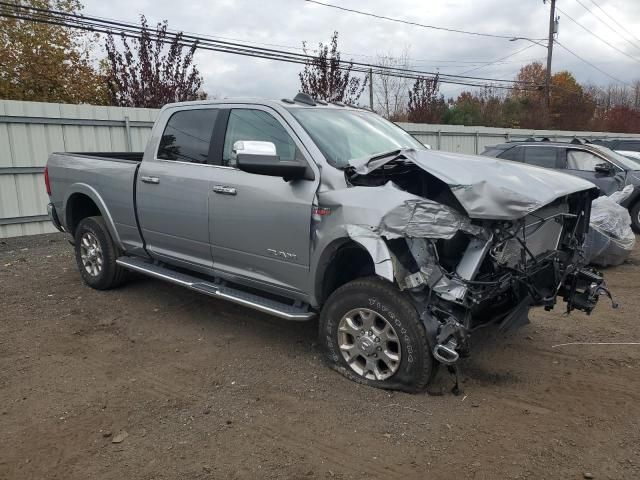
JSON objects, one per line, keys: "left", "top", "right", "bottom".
{"left": 140, "top": 176, "right": 160, "bottom": 184}
{"left": 212, "top": 185, "right": 237, "bottom": 195}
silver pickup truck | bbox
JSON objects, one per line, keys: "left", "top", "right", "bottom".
{"left": 45, "top": 93, "right": 613, "bottom": 392}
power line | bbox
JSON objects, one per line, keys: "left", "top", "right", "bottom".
{"left": 573, "top": 0, "right": 640, "bottom": 53}
{"left": 303, "top": 0, "right": 536, "bottom": 40}
{"left": 556, "top": 5, "right": 640, "bottom": 64}
{"left": 457, "top": 44, "right": 537, "bottom": 76}
{"left": 91, "top": 16, "right": 528, "bottom": 68}
{"left": 554, "top": 40, "right": 629, "bottom": 85}
{"left": 588, "top": 0, "right": 640, "bottom": 46}
{"left": 0, "top": 2, "right": 540, "bottom": 92}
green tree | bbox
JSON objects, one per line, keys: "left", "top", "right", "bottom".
{"left": 0, "top": 0, "right": 107, "bottom": 104}
{"left": 444, "top": 88, "right": 506, "bottom": 127}
{"left": 443, "top": 92, "right": 481, "bottom": 125}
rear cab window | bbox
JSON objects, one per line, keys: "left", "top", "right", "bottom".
{"left": 157, "top": 109, "right": 218, "bottom": 163}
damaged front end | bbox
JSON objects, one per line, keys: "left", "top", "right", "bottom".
{"left": 331, "top": 149, "right": 616, "bottom": 367}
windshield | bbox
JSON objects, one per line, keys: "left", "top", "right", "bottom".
{"left": 615, "top": 150, "right": 640, "bottom": 169}
{"left": 288, "top": 108, "right": 425, "bottom": 169}
{"left": 591, "top": 144, "right": 640, "bottom": 170}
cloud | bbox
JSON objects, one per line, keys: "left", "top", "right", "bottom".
{"left": 83, "top": 0, "right": 640, "bottom": 100}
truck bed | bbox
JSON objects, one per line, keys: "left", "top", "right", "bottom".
{"left": 47, "top": 151, "right": 144, "bottom": 252}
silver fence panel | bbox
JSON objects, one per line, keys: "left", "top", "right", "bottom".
{"left": 0, "top": 100, "right": 158, "bottom": 238}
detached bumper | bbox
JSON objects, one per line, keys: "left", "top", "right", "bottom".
{"left": 47, "top": 203, "right": 64, "bottom": 232}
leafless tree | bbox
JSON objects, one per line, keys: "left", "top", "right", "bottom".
{"left": 373, "top": 48, "right": 412, "bottom": 120}
{"left": 632, "top": 81, "right": 640, "bottom": 108}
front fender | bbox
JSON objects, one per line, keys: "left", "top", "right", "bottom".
{"left": 309, "top": 227, "right": 395, "bottom": 307}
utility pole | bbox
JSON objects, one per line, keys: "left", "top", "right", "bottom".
{"left": 545, "top": 0, "right": 557, "bottom": 113}
{"left": 369, "top": 68, "right": 374, "bottom": 110}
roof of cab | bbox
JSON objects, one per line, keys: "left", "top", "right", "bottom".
{"left": 162, "top": 93, "right": 369, "bottom": 112}
{"left": 489, "top": 139, "right": 609, "bottom": 153}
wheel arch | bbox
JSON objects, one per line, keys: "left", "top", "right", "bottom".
{"left": 313, "top": 236, "right": 395, "bottom": 306}
{"left": 64, "top": 184, "right": 124, "bottom": 249}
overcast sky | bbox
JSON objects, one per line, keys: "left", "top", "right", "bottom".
{"left": 82, "top": 0, "right": 640, "bottom": 101}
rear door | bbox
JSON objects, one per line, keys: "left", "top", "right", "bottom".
{"left": 520, "top": 145, "right": 561, "bottom": 169}
{"left": 208, "top": 106, "right": 319, "bottom": 295}
{"left": 137, "top": 107, "right": 223, "bottom": 269}
{"left": 560, "top": 147, "right": 625, "bottom": 195}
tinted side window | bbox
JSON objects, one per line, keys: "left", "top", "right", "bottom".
{"left": 157, "top": 109, "right": 218, "bottom": 163}
{"left": 499, "top": 146, "right": 522, "bottom": 161}
{"left": 481, "top": 148, "right": 502, "bottom": 157}
{"left": 222, "top": 109, "right": 301, "bottom": 167}
{"left": 523, "top": 146, "right": 557, "bottom": 168}
{"left": 566, "top": 150, "right": 606, "bottom": 171}
{"left": 619, "top": 141, "right": 640, "bottom": 152}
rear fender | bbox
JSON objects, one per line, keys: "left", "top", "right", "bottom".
{"left": 64, "top": 183, "right": 124, "bottom": 250}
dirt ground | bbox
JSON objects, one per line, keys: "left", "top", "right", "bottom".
{"left": 1, "top": 233, "right": 639, "bottom": 480}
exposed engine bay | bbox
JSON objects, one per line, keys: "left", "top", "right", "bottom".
{"left": 333, "top": 150, "right": 617, "bottom": 366}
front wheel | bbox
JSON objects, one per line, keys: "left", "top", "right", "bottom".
{"left": 319, "top": 277, "right": 435, "bottom": 392}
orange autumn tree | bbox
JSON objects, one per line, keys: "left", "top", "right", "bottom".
{"left": 0, "top": 0, "right": 107, "bottom": 104}
{"left": 510, "top": 62, "right": 547, "bottom": 128}
{"left": 549, "top": 71, "right": 596, "bottom": 130}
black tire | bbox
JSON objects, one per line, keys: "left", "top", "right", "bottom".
{"left": 319, "top": 277, "right": 435, "bottom": 393}
{"left": 74, "top": 216, "right": 127, "bottom": 290}
{"left": 630, "top": 201, "right": 640, "bottom": 234}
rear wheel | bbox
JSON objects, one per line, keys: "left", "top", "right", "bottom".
{"left": 319, "top": 277, "right": 435, "bottom": 392}
{"left": 630, "top": 201, "right": 640, "bottom": 233}
{"left": 74, "top": 216, "right": 127, "bottom": 290}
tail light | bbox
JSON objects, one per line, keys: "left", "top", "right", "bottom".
{"left": 44, "top": 166, "right": 51, "bottom": 196}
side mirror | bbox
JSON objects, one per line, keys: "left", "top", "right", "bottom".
{"left": 594, "top": 162, "right": 614, "bottom": 175}
{"left": 234, "top": 141, "right": 307, "bottom": 180}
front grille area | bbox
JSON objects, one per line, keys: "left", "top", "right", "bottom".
{"left": 494, "top": 203, "right": 569, "bottom": 268}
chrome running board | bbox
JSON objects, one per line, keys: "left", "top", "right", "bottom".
{"left": 116, "top": 256, "right": 315, "bottom": 321}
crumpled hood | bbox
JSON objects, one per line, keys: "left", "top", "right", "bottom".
{"left": 349, "top": 148, "right": 599, "bottom": 220}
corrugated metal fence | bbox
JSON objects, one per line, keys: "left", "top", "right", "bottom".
{"left": 2, "top": 99, "right": 640, "bottom": 238}
{"left": 396, "top": 122, "right": 640, "bottom": 154}
{"left": 0, "top": 100, "right": 157, "bottom": 238}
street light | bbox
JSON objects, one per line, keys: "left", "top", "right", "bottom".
{"left": 509, "top": 37, "right": 548, "bottom": 48}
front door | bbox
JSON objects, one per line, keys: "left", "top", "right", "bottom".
{"left": 209, "top": 107, "right": 318, "bottom": 294}
{"left": 562, "top": 148, "right": 625, "bottom": 195}
{"left": 137, "top": 107, "right": 221, "bottom": 269}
